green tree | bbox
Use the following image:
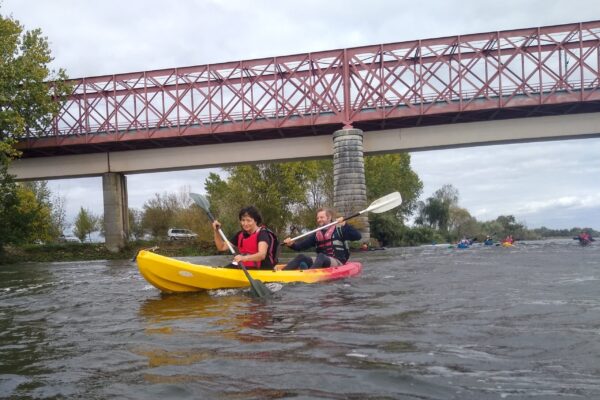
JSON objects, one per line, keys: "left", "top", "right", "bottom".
{"left": 173, "top": 204, "right": 212, "bottom": 241}
{"left": 205, "top": 163, "right": 312, "bottom": 236}
{"left": 20, "top": 180, "right": 59, "bottom": 241}
{"left": 139, "top": 189, "right": 215, "bottom": 241}
{"left": 0, "top": 11, "right": 69, "bottom": 160}
{"left": 204, "top": 155, "right": 423, "bottom": 244}
{"left": 73, "top": 207, "right": 99, "bottom": 242}
{"left": 128, "top": 208, "right": 145, "bottom": 240}
{"left": 418, "top": 197, "right": 447, "bottom": 230}
{"left": 0, "top": 162, "right": 20, "bottom": 252}
{"left": 416, "top": 184, "right": 459, "bottom": 232}
{"left": 369, "top": 213, "right": 404, "bottom": 246}
{"left": 141, "top": 192, "right": 184, "bottom": 238}
{"left": 494, "top": 214, "right": 528, "bottom": 239}
{"left": 361, "top": 154, "right": 423, "bottom": 245}
{"left": 17, "top": 183, "right": 54, "bottom": 243}
{"left": 0, "top": 177, "right": 54, "bottom": 249}
{"left": 0, "top": 11, "right": 69, "bottom": 251}
{"left": 304, "top": 159, "right": 334, "bottom": 209}
{"left": 365, "top": 153, "right": 423, "bottom": 219}
{"left": 50, "top": 192, "right": 67, "bottom": 239}
{"left": 448, "top": 206, "right": 479, "bottom": 240}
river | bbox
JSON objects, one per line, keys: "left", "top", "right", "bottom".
{"left": 1, "top": 239, "right": 599, "bottom": 399}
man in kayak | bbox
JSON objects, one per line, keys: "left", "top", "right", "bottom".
{"left": 282, "top": 208, "right": 361, "bottom": 270}
{"left": 212, "top": 206, "right": 278, "bottom": 270}
{"left": 457, "top": 237, "right": 471, "bottom": 248}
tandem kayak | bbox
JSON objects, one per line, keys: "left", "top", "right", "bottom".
{"left": 136, "top": 250, "right": 362, "bottom": 293}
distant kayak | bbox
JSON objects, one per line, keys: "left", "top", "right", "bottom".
{"left": 456, "top": 242, "right": 470, "bottom": 249}
{"left": 577, "top": 237, "right": 592, "bottom": 246}
{"left": 501, "top": 242, "right": 513, "bottom": 248}
{"left": 484, "top": 239, "right": 494, "bottom": 246}
{"left": 574, "top": 234, "right": 594, "bottom": 246}
{"left": 354, "top": 247, "right": 387, "bottom": 252}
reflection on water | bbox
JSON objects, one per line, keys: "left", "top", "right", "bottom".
{"left": 1, "top": 239, "right": 599, "bottom": 399}
{"left": 138, "top": 291, "right": 275, "bottom": 341}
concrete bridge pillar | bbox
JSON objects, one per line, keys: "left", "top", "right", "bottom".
{"left": 102, "top": 172, "right": 129, "bottom": 252}
{"left": 333, "top": 128, "right": 369, "bottom": 243}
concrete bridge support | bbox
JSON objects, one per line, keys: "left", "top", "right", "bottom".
{"left": 102, "top": 172, "right": 129, "bottom": 252}
{"left": 333, "top": 128, "right": 369, "bottom": 243}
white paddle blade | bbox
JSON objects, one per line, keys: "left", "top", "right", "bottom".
{"left": 190, "top": 192, "right": 210, "bottom": 211}
{"left": 366, "top": 191, "right": 402, "bottom": 214}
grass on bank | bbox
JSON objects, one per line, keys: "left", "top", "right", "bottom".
{"left": 0, "top": 239, "right": 218, "bottom": 265}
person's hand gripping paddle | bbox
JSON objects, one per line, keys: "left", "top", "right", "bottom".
{"left": 190, "top": 193, "right": 271, "bottom": 298}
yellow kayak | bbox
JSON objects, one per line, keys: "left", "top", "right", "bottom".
{"left": 136, "top": 250, "right": 363, "bottom": 293}
{"left": 501, "top": 242, "right": 514, "bottom": 247}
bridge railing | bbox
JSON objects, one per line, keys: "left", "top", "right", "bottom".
{"left": 29, "top": 79, "right": 598, "bottom": 138}
{"left": 22, "top": 20, "right": 600, "bottom": 144}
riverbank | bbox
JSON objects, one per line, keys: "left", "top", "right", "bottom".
{"left": 2, "top": 235, "right": 587, "bottom": 265}
{"left": 0, "top": 240, "right": 218, "bottom": 265}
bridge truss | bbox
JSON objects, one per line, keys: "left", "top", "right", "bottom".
{"left": 19, "top": 20, "right": 600, "bottom": 156}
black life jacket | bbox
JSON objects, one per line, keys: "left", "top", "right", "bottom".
{"left": 315, "top": 225, "right": 349, "bottom": 264}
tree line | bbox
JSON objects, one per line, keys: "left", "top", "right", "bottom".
{"left": 132, "top": 160, "right": 594, "bottom": 247}
{"left": 411, "top": 184, "right": 538, "bottom": 244}
{"left": 132, "top": 156, "right": 423, "bottom": 245}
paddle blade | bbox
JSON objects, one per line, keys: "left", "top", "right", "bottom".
{"left": 249, "top": 279, "right": 272, "bottom": 298}
{"left": 366, "top": 191, "right": 403, "bottom": 214}
{"left": 190, "top": 192, "right": 210, "bottom": 212}
{"left": 238, "top": 264, "right": 271, "bottom": 298}
{"left": 190, "top": 192, "right": 218, "bottom": 222}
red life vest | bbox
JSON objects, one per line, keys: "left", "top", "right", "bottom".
{"left": 236, "top": 227, "right": 278, "bottom": 268}
{"left": 315, "top": 225, "right": 349, "bottom": 263}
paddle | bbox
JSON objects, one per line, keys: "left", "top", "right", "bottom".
{"left": 287, "top": 191, "right": 403, "bottom": 243}
{"left": 189, "top": 192, "right": 271, "bottom": 298}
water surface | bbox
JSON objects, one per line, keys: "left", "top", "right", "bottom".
{"left": 1, "top": 239, "right": 599, "bottom": 399}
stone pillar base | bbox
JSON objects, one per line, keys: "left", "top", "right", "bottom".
{"left": 102, "top": 172, "right": 129, "bottom": 252}
{"left": 333, "top": 128, "right": 370, "bottom": 243}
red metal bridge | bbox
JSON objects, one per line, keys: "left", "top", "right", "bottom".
{"left": 18, "top": 20, "right": 600, "bottom": 157}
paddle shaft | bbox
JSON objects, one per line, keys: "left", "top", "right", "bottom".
{"left": 288, "top": 211, "right": 361, "bottom": 242}
{"left": 190, "top": 192, "right": 271, "bottom": 298}
{"left": 216, "top": 226, "right": 237, "bottom": 255}
{"left": 201, "top": 208, "right": 237, "bottom": 255}
{"left": 208, "top": 213, "right": 270, "bottom": 294}
{"left": 287, "top": 192, "right": 401, "bottom": 243}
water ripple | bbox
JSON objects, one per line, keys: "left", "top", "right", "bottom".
{"left": 1, "top": 240, "right": 599, "bottom": 398}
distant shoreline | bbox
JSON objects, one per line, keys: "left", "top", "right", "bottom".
{"left": 1, "top": 235, "right": 592, "bottom": 265}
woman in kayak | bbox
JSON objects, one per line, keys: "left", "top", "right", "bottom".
{"left": 212, "top": 206, "right": 278, "bottom": 270}
{"left": 502, "top": 235, "right": 514, "bottom": 245}
{"left": 575, "top": 231, "right": 594, "bottom": 246}
{"left": 282, "top": 208, "right": 361, "bottom": 270}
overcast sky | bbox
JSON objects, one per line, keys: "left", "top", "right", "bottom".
{"left": 3, "top": 0, "right": 600, "bottom": 230}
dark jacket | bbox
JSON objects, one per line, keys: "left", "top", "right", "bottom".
{"left": 290, "top": 224, "right": 362, "bottom": 263}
